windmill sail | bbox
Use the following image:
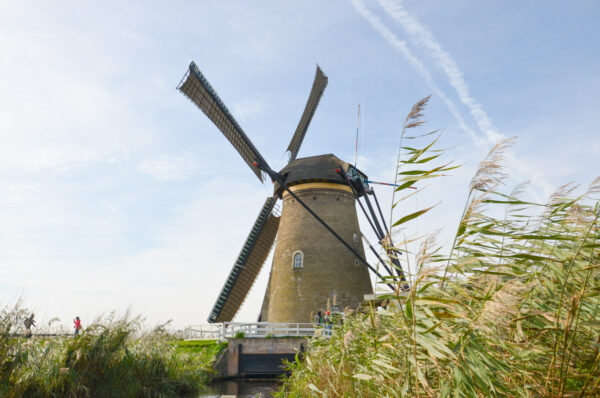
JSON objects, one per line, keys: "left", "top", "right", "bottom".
{"left": 286, "top": 65, "right": 328, "bottom": 163}
{"left": 208, "top": 196, "right": 280, "bottom": 323}
{"left": 178, "top": 62, "right": 269, "bottom": 182}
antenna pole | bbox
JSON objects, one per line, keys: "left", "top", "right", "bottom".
{"left": 354, "top": 104, "right": 360, "bottom": 168}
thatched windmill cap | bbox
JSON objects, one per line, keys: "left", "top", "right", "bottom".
{"left": 273, "top": 154, "right": 368, "bottom": 197}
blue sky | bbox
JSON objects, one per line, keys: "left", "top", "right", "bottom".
{"left": 1, "top": 0, "right": 598, "bottom": 329}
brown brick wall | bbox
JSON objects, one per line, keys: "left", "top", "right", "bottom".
{"left": 266, "top": 185, "right": 372, "bottom": 323}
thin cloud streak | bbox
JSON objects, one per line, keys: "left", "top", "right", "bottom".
{"left": 137, "top": 151, "right": 200, "bottom": 181}
{"left": 349, "top": 0, "right": 484, "bottom": 146}
{"left": 376, "top": 0, "right": 559, "bottom": 199}
{"left": 378, "top": 0, "right": 503, "bottom": 143}
{"left": 353, "top": 0, "right": 556, "bottom": 200}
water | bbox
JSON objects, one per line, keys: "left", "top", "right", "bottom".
{"left": 198, "top": 379, "right": 281, "bottom": 397}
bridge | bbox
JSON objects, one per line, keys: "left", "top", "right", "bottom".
{"left": 183, "top": 322, "right": 318, "bottom": 341}
{"left": 184, "top": 322, "right": 325, "bottom": 377}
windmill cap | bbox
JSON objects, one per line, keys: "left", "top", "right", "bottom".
{"left": 273, "top": 154, "right": 368, "bottom": 197}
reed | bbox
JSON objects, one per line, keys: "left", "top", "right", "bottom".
{"left": 0, "top": 310, "right": 218, "bottom": 397}
{"left": 278, "top": 99, "right": 600, "bottom": 397}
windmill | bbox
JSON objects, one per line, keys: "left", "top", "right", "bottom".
{"left": 177, "top": 62, "right": 406, "bottom": 324}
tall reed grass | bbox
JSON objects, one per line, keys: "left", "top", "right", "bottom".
{"left": 0, "top": 309, "right": 218, "bottom": 397}
{"left": 278, "top": 99, "right": 600, "bottom": 397}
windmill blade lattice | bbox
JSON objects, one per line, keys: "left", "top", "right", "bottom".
{"left": 208, "top": 196, "right": 280, "bottom": 323}
{"left": 286, "top": 65, "right": 328, "bottom": 163}
{"left": 178, "top": 62, "right": 269, "bottom": 182}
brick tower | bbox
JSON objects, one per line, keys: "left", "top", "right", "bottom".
{"left": 260, "top": 154, "right": 373, "bottom": 323}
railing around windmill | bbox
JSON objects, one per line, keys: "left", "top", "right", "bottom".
{"left": 183, "top": 322, "right": 318, "bottom": 341}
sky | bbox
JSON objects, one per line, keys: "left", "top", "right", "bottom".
{"left": 1, "top": 0, "right": 598, "bottom": 330}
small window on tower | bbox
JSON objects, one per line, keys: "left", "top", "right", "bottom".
{"left": 353, "top": 233, "right": 359, "bottom": 243}
{"left": 292, "top": 251, "right": 304, "bottom": 269}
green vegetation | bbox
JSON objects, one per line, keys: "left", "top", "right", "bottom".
{"left": 0, "top": 311, "right": 221, "bottom": 397}
{"left": 172, "top": 339, "right": 226, "bottom": 356}
{"left": 279, "top": 98, "right": 600, "bottom": 397}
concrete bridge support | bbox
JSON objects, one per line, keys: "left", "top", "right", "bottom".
{"left": 215, "top": 337, "right": 307, "bottom": 378}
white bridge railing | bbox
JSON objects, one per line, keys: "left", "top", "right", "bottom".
{"left": 183, "top": 322, "right": 317, "bottom": 341}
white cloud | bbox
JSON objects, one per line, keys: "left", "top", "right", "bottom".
{"left": 349, "top": 0, "right": 484, "bottom": 146}
{"left": 137, "top": 151, "right": 200, "bottom": 181}
{"left": 0, "top": 183, "right": 43, "bottom": 204}
{"left": 0, "top": 179, "right": 271, "bottom": 328}
{"left": 29, "top": 147, "right": 98, "bottom": 172}
{"left": 0, "top": 0, "right": 596, "bottom": 331}
{"left": 352, "top": 0, "right": 561, "bottom": 203}
{"left": 378, "top": 0, "right": 503, "bottom": 143}
{"left": 232, "top": 97, "right": 267, "bottom": 121}
{"left": 98, "top": 200, "right": 119, "bottom": 214}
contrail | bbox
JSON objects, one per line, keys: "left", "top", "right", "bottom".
{"left": 350, "top": 0, "right": 555, "bottom": 200}
{"left": 376, "top": 0, "right": 556, "bottom": 197}
{"left": 378, "top": 0, "right": 504, "bottom": 143}
{"left": 349, "top": 0, "right": 483, "bottom": 146}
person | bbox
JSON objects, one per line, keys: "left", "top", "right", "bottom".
{"left": 23, "top": 313, "right": 36, "bottom": 338}
{"left": 324, "top": 310, "right": 332, "bottom": 336}
{"left": 73, "top": 316, "right": 82, "bottom": 338}
{"left": 314, "top": 311, "right": 323, "bottom": 325}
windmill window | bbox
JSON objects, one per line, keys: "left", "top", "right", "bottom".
{"left": 292, "top": 251, "right": 304, "bottom": 269}
{"left": 353, "top": 233, "right": 359, "bottom": 243}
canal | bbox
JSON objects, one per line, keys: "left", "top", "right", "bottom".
{"left": 199, "top": 378, "right": 281, "bottom": 397}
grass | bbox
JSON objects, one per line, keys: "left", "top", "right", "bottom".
{"left": 172, "top": 339, "right": 227, "bottom": 355}
{"left": 277, "top": 98, "right": 600, "bottom": 397}
{"left": 0, "top": 312, "right": 221, "bottom": 397}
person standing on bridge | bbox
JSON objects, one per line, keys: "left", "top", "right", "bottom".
{"left": 324, "top": 311, "right": 332, "bottom": 336}
{"left": 24, "top": 313, "right": 35, "bottom": 338}
{"left": 73, "top": 316, "right": 82, "bottom": 338}
{"left": 314, "top": 311, "right": 323, "bottom": 325}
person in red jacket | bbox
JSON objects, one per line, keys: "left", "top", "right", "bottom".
{"left": 73, "top": 316, "right": 82, "bottom": 338}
